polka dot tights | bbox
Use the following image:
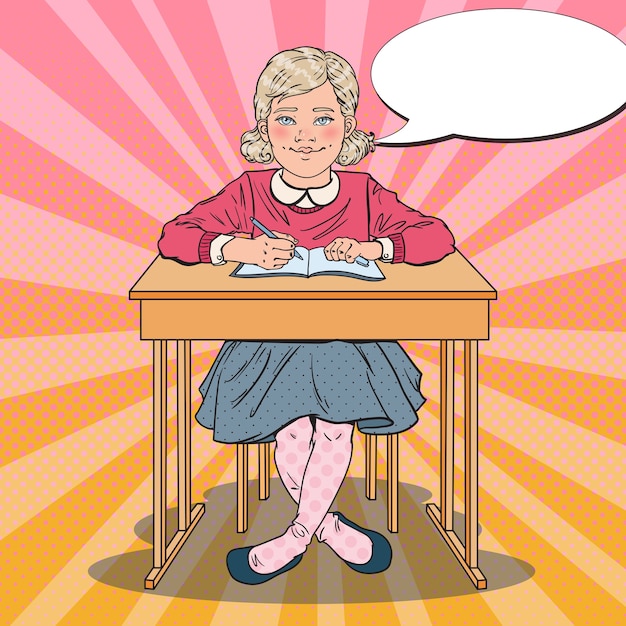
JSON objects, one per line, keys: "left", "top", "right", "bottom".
{"left": 248, "top": 416, "right": 373, "bottom": 574}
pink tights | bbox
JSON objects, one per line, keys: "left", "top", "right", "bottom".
{"left": 248, "top": 416, "right": 373, "bottom": 574}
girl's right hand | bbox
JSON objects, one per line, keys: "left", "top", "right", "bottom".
{"left": 222, "top": 233, "right": 298, "bottom": 269}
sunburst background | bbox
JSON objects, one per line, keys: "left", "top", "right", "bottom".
{"left": 1, "top": 1, "right": 624, "bottom": 625}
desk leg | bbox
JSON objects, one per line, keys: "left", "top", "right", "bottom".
{"left": 145, "top": 340, "right": 205, "bottom": 590}
{"left": 178, "top": 340, "right": 191, "bottom": 530}
{"left": 387, "top": 433, "right": 398, "bottom": 532}
{"left": 237, "top": 444, "right": 249, "bottom": 532}
{"left": 440, "top": 340, "right": 454, "bottom": 531}
{"left": 426, "top": 339, "right": 487, "bottom": 589}
{"left": 153, "top": 341, "right": 167, "bottom": 570}
{"left": 365, "top": 434, "right": 377, "bottom": 500}
{"left": 464, "top": 340, "right": 479, "bottom": 569}
{"left": 259, "top": 442, "right": 270, "bottom": 500}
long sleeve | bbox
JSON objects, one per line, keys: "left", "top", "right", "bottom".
{"left": 367, "top": 177, "right": 455, "bottom": 265}
{"left": 158, "top": 173, "right": 254, "bottom": 264}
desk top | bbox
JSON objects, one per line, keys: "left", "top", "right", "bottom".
{"left": 129, "top": 250, "right": 496, "bottom": 301}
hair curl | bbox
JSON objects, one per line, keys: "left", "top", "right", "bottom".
{"left": 240, "top": 47, "right": 375, "bottom": 166}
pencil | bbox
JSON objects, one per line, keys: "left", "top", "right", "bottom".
{"left": 250, "top": 217, "right": 304, "bottom": 260}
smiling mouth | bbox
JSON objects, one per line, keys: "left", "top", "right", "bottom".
{"left": 291, "top": 147, "right": 324, "bottom": 154}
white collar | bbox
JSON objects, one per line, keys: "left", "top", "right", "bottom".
{"left": 270, "top": 169, "right": 340, "bottom": 208}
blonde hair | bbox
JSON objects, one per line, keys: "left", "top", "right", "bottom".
{"left": 241, "top": 47, "right": 375, "bottom": 166}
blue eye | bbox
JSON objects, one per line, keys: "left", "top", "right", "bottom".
{"left": 277, "top": 116, "right": 296, "bottom": 125}
{"left": 313, "top": 116, "right": 333, "bottom": 126}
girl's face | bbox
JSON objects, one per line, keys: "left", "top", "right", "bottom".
{"left": 258, "top": 81, "right": 356, "bottom": 184}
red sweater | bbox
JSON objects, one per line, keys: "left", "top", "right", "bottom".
{"left": 158, "top": 169, "right": 455, "bottom": 265}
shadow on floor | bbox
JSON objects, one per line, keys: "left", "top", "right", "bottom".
{"left": 89, "top": 478, "right": 534, "bottom": 603}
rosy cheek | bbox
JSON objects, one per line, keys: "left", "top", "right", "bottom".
{"left": 320, "top": 125, "right": 344, "bottom": 143}
{"left": 270, "top": 125, "right": 291, "bottom": 142}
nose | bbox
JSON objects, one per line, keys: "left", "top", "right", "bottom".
{"left": 295, "top": 127, "right": 315, "bottom": 142}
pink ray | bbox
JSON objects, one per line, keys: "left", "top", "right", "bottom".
{"left": 524, "top": 1, "right": 564, "bottom": 10}
{"left": 462, "top": 113, "right": 626, "bottom": 257}
{"left": 207, "top": 0, "right": 279, "bottom": 130}
{"left": 367, "top": 115, "right": 410, "bottom": 187}
{"left": 154, "top": 0, "right": 254, "bottom": 174}
{"left": 414, "top": 142, "right": 505, "bottom": 215}
{"left": 271, "top": 0, "right": 326, "bottom": 51}
{"left": 0, "top": 50, "right": 190, "bottom": 222}
{"left": 91, "top": 0, "right": 240, "bottom": 181}
{"left": 356, "top": 1, "right": 429, "bottom": 149}
{"left": 471, "top": 174, "right": 626, "bottom": 290}
{"left": 420, "top": 0, "right": 467, "bottom": 21}
{"left": 558, "top": 0, "right": 626, "bottom": 36}
{"left": 0, "top": 196, "right": 155, "bottom": 296}
{"left": 438, "top": 122, "right": 608, "bottom": 242}
{"left": 0, "top": 123, "right": 162, "bottom": 251}
{"left": 377, "top": 0, "right": 471, "bottom": 203}
{"left": 1, "top": 279, "right": 138, "bottom": 339}
{"left": 46, "top": 0, "right": 222, "bottom": 191}
{"left": 400, "top": 139, "right": 464, "bottom": 209}
{"left": 0, "top": 5, "right": 206, "bottom": 206}
{"left": 324, "top": 0, "right": 370, "bottom": 76}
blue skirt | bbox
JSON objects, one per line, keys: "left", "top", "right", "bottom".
{"left": 196, "top": 341, "right": 425, "bottom": 443}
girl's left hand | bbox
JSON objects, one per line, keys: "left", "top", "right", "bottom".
{"left": 324, "top": 238, "right": 383, "bottom": 263}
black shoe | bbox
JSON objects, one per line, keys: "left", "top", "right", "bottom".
{"left": 327, "top": 512, "right": 392, "bottom": 574}
{"left": 226, "top": 546, "right": 303, "bottom": 585}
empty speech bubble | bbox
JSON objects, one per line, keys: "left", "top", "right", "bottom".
{"left": 371, "top": 9, "right": 626, "bottom": 145}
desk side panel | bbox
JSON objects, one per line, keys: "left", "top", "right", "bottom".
{"left": 139, "top": 300, "right": 490, "bottom": 340}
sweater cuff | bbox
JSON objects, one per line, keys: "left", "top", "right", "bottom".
{"left": 389, "top": 233, "right": 405, "bottom": 263}
{"left": 199, "top": 232, "right": 218, "bottom": 263}
{"left": 199, "top": 233, "right": 236, "bottom": 264}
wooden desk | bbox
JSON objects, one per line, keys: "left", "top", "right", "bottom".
{"left": 129, "top": 250, "right": 496, "bottom": 589}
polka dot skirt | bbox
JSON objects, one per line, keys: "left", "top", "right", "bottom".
{"left": 196, "top": 341, "right": 425, "bottom": 443}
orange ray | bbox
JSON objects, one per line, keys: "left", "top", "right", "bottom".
{"left": 404, "top": 430, "right": 626, "bottom": 623}
{"left": 492, "top": 259, "right": 625, "bottom": 331}
{"left": 401, "top": 342, "right": 624, "bottom": 444}
{"left": 55, "top": 444, "right": 234, "bottom": 626}
{"left": 0, "top": 416, "right": 176, "bottom": 625}
{"left": 0, "top": 350, "right": 217, "bottom": 467}
{"left": 1, "top": 279, "right": 138, "bottom": 339}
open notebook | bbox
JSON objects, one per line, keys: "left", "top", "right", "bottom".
{"left": 231, "top": 246, "right": 385, "bottom": 281}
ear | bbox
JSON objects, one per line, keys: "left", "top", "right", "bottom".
{"left": 344, "top": 115, "right": 357, "bottom": 138}
{"left": 258, "top": 119, "right": 269, "bottom": 142}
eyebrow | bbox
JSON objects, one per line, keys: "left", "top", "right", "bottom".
{"left": 273, "top": 107, "right": 298, "bottom": 113}
{"left": 313, "top": 107, "right": 336, "bottom": 112}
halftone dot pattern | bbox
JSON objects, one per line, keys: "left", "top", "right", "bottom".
{"left": 390, "top": 144, "right": 437, "bottom": 195}
{"left": 404, "top": 428, "right": 626, "bottom": 625}
{"left": 439, "top": 121, "right": 610, "bottom": 242}
{"left": 463, "top": 115, "right": 626, "bottom": 257}
{"left": 402, "top": 140, "right": 464, "bottom": 209}
{"left": 1, "top": 279, "right": 138, "bottom": 338}
{"left": 1, "top": 197, "right": 155, "bottom": 295}
{"left": 0, "top": 123, "right": 163, "bottom": 250}
{"left": 0, "top": 349, "right": 218, "bottom": 467}
{"left": 492, "top": 259, "right": 625, "bottom": 331}
{"left": 417, "top": 142, "right": 506, "bottom": 215}
{"left": 480, "top": 328, "right": 625, "bottom": 379}
{"left": 470, "top": 175, "right": 626, "bottom": 291}
{"left": 402, "top": 341, "right": 624, "bottom": 443}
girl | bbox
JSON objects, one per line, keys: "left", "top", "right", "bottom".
{"left": 158, "top": 47, "right": 455, "bottom": 584}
